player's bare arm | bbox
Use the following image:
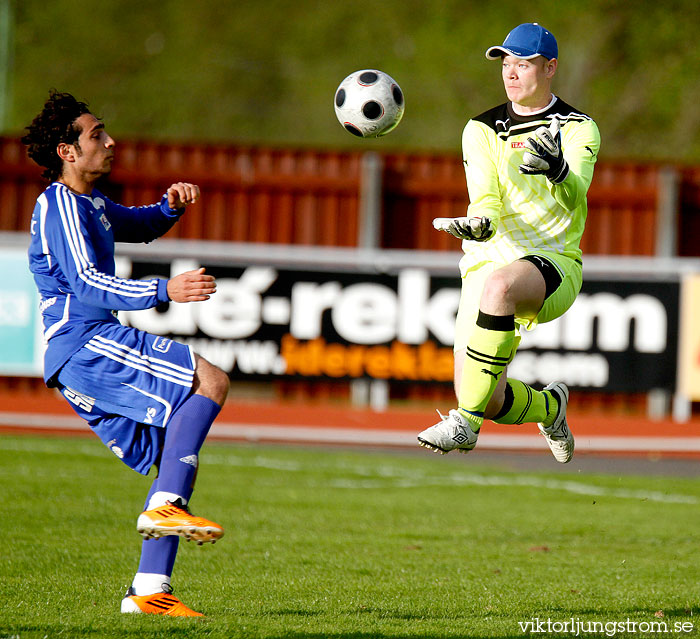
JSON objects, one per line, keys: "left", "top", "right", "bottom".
{"left": 167, "top": 267, "right": 216, "bottom": 303}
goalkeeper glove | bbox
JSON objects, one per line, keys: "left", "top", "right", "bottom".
{"left": 519, "top": 118, "right": 570, "bottom": 184}
{"left": 432, "top": 216, "right": 494, "bottom": 241}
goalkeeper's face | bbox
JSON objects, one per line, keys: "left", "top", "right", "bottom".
{"left": 501, "top": 55, "right": 557, "bottom": 109}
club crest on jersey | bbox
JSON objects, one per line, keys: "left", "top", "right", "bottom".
{"left": 511, "top": 141, "right": 525, "bottom": 148}
{"left": 153, "top": 336, "right": 172, "bottom": 353}
{"left": 99, "top": 213, "right": 111, "bottom": 231}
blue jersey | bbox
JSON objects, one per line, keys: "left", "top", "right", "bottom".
{"left": 28, "top": 182, "right": 184, "bottom": 386}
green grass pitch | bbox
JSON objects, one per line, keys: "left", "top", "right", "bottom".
{"left": 2, "top": 434, "right": 700, "bottom": 638}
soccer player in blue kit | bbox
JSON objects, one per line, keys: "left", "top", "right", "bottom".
{"left": 23, "top": 91, "right": 230, "bottom": 617}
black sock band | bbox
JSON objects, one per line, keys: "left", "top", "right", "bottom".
{"left": 492, "top": 380, "right": 515, "bottom": 421}
{"left": 476, "top": 311, "right": 515, "bottom": 332}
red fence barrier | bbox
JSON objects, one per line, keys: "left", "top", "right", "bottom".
{"left": 0, "top": 136, "right": 684, "bottom": 257}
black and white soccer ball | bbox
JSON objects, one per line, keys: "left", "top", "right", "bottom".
{"left": 334, "top": 69, "right": 405, "bottom": 138}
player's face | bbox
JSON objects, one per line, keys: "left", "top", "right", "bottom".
{"left": 501, "top": 55, "right": 556, "bottom": 109}
{"left": 72, "top": 113, "right": 115, "bottom": 177}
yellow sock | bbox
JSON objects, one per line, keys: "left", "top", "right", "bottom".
{"left": 457, "top": 312, "right": 515, "bottom": 432}
{"left": 491, "top": 379, "right": 558, "bottom": 426}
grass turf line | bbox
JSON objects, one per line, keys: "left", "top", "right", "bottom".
{"left": 2, "top": 435, "right": 700, "bottom": 638}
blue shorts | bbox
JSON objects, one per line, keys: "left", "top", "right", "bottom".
{"left": 57, "top": 324, "right": 196, "bottom": 475}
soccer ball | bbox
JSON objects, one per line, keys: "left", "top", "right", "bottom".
{"left": 334, "top": 69, "right": 404, "bottom": 138}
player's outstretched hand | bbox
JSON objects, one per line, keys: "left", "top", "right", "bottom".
{"left": 519, "top": 119, "right": 569, "bottom": 184}
{"left": 432, "top": 216, "right": 494, "bottom": 242}
{"left": 167, "top": 267, "right": 216, "bottom": 303}
{"left": 167, "top": 182, "right": 200, "bottom": 209}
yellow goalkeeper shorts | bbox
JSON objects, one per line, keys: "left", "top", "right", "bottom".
{"left": 453, "top": 251, "right": 582, "bottom": 352}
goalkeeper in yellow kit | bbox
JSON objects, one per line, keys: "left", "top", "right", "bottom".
{"left": 417, "top": 23, "right": 600, "bottom": 463}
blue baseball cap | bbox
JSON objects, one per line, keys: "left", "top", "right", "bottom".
{"left": 485, "top": 23, "right": 558, "bottom": 60}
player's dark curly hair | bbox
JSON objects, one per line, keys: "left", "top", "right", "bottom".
{"left": 21, "top": 90, "right": 92, "bottom": 181}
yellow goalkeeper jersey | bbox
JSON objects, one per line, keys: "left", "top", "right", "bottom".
{"left": 459, "top": 96, "right": 600, "bottom": 276}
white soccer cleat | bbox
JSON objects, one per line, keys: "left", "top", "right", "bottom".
{"left": 417, "top": 409, "right": 479, "bottom": 455}
{"left": 538, "top": 382, "right": 574, "bottom": 463}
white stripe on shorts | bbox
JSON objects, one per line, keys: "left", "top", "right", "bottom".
{"left": 123, "top": 383, "right": 174, "bottom": 426}
{"left": 85, "top": 341, "right": 193, "bottom": 388}
{"left": 90, "top": 335, "right": 195, "bottom": 380}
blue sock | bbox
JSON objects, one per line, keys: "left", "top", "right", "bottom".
{"left": 134, "top": 395, "right": 220, "bottom": 579}
{"left": 156, "top": 394, "right": 221, "bottom": 499}
{"left": 137, "top": 477, "right": 179, "bottom": 576}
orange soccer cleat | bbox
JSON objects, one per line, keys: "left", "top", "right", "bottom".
{"left": 136, "top": 499, "right": 224, "bottom": 544}
{"left": 120, "top": 584, "right": 203, "bottom": 616}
